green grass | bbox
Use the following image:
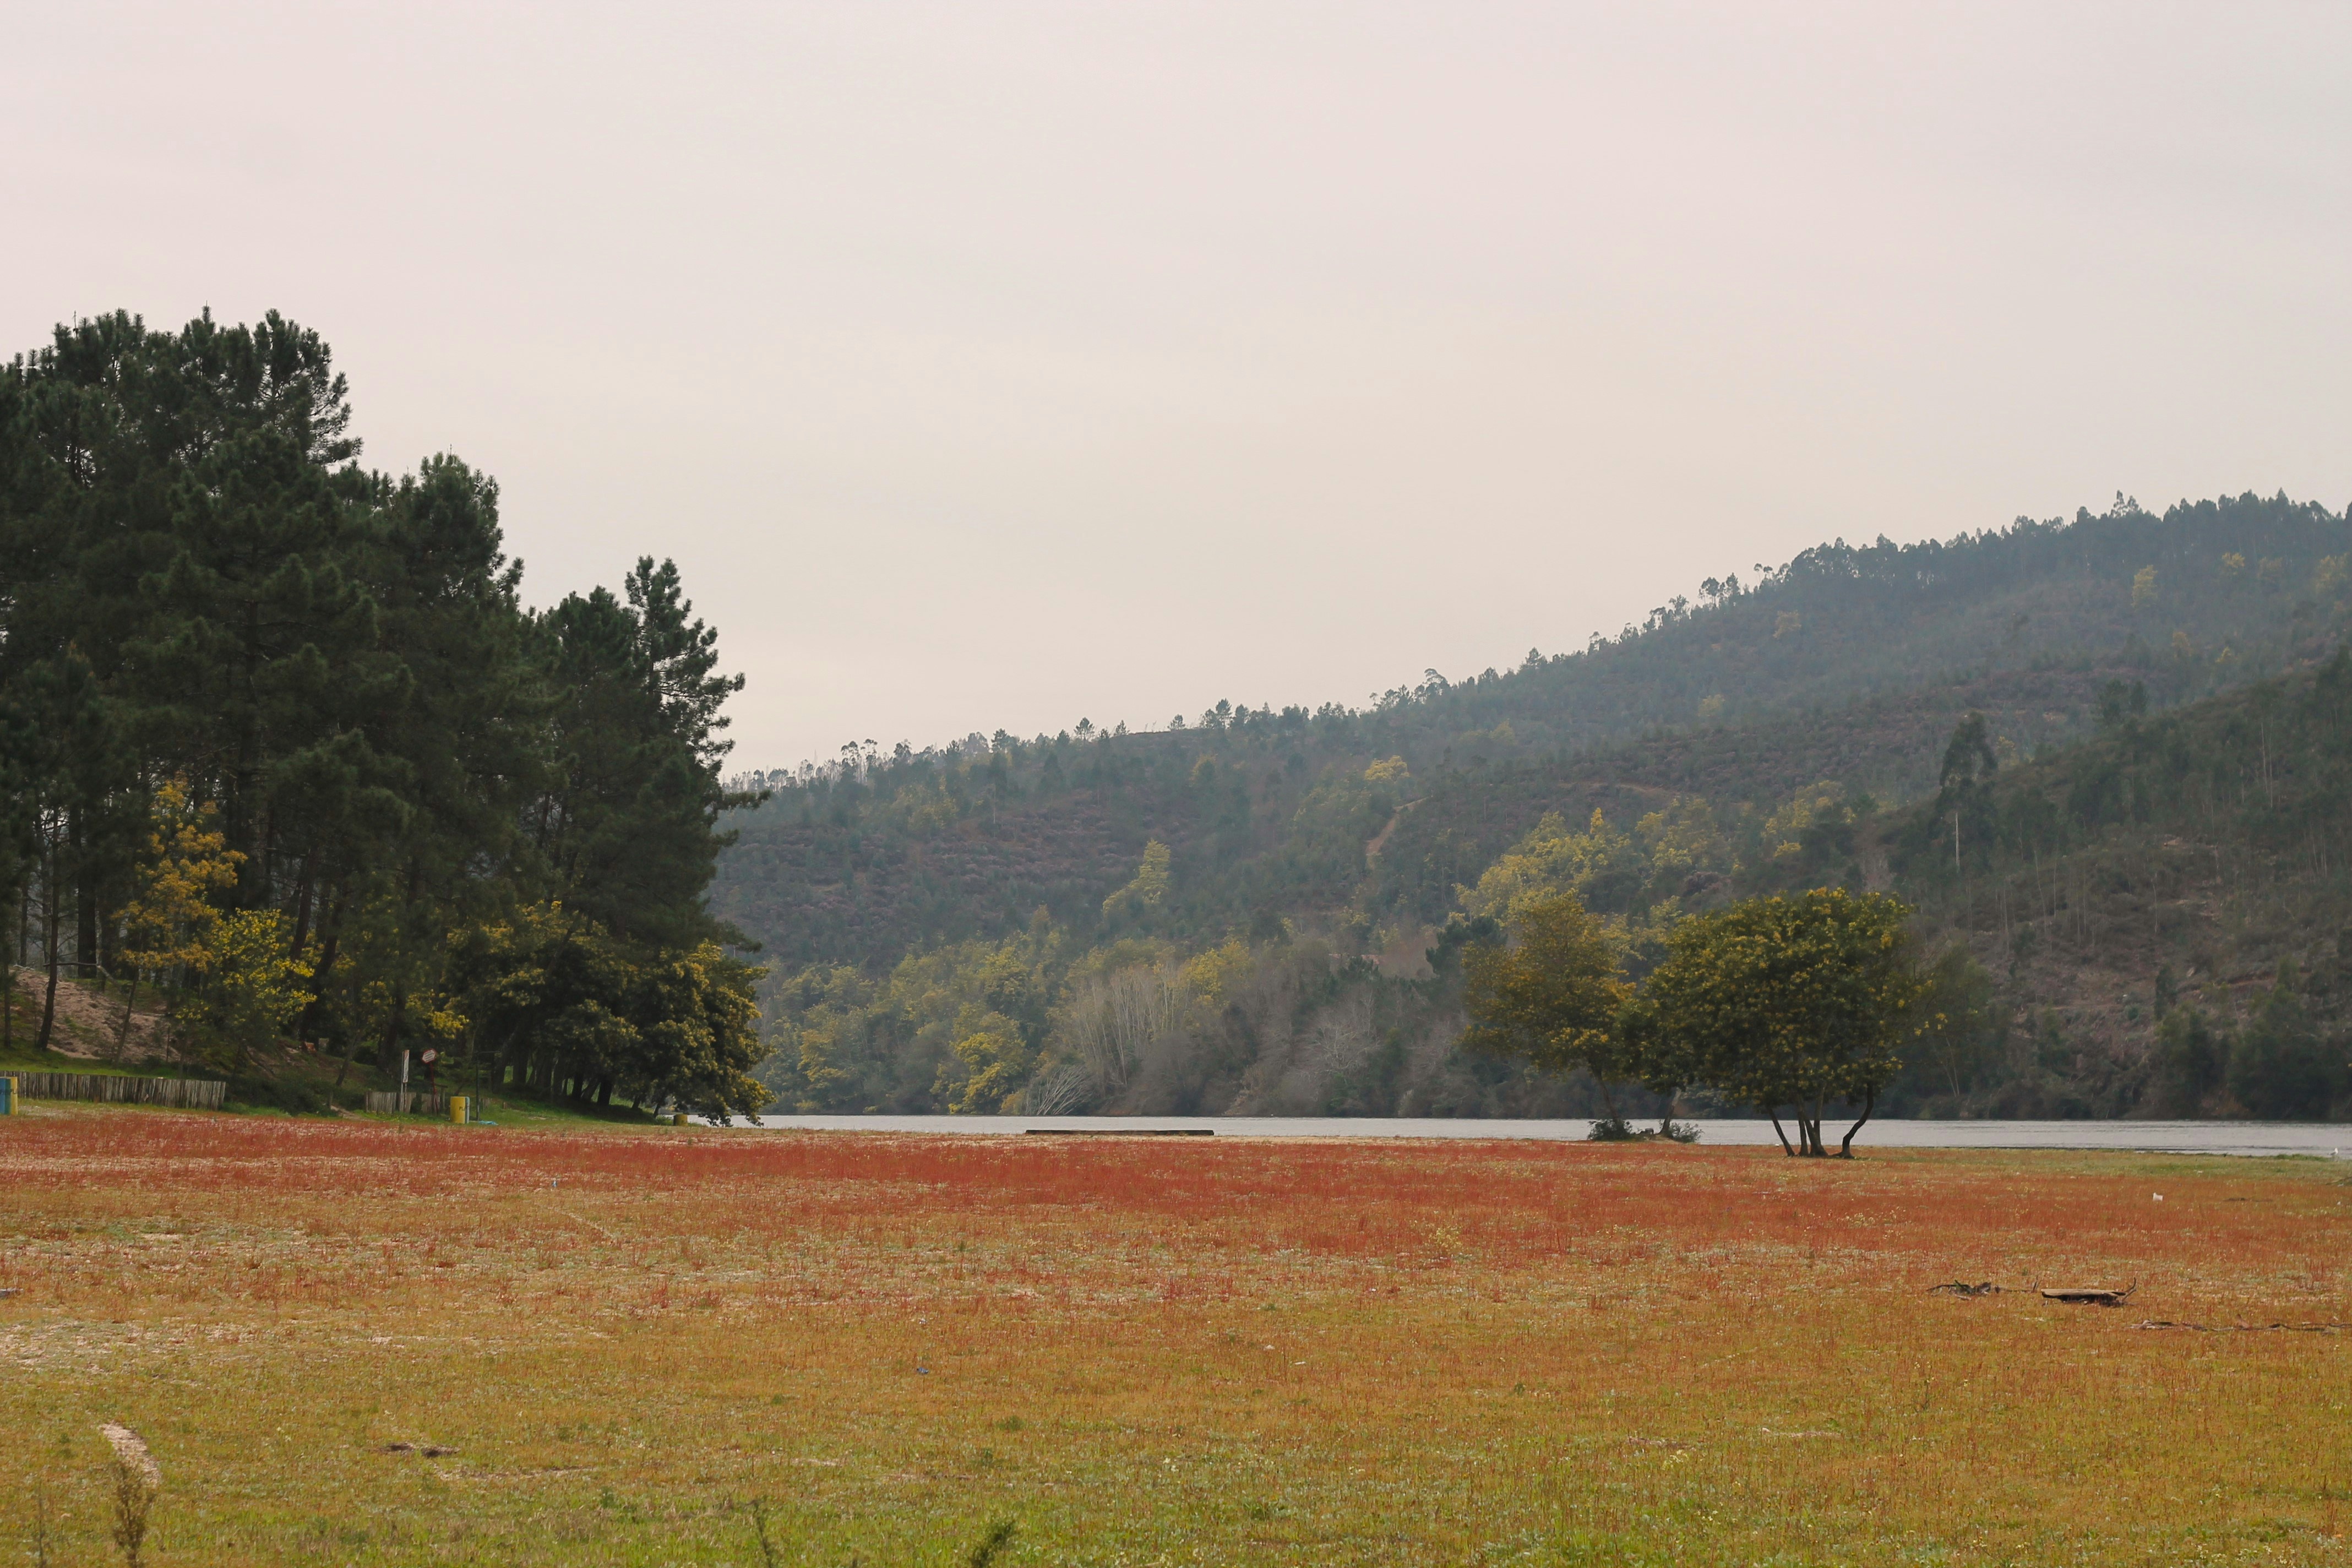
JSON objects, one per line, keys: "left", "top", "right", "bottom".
{"left": 349, "top": 1090, "right": 671, "bottom": 1129}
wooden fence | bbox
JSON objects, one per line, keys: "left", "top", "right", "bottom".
{"left": 13, "top": 1072, "right": 226, "bottom": 1110}
{"left": 364, "top": 1091, "right": 449, "bottom": 1117}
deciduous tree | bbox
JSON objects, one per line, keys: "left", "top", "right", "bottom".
{"left": 1639, "top": 889, "right": 1928, "bottom": 1156}
{"left": 1461, "top": 893, "right": 1636, "bottom": 1126}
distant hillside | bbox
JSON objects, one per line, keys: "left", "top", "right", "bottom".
{"left": 1398, "top": 489, "right": 2348, "bottom": 757}
{"left": 716, "top": 493, "right": 2352, "bottom": 1121}
{"left": 718, "top": 491, "right": 2351, "bottom": 966}
{"left": 1873, "top": 651, "right": 2352, "bottom": 1119}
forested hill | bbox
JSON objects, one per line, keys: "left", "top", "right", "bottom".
{"left": 717, "top": 492, "right": 2351, "bottom": 971}
{"left": 722, "top": 494, "right": 2352, "bottom": 1123}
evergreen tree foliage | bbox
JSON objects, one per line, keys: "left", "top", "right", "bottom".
{"left": 0, "top": 311, "right": 758, "bottom": 1112}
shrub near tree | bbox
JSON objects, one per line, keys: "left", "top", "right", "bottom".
{"left": 1639, "top": 889, "right": 1931, "bottom": 1156}
{"left": 1460, "top": 893, "right": 1638, "bottom": 1130}
{"left": 449, "top": 902, "right": 768, "bottom": 1121}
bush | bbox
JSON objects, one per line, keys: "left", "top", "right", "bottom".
{"left": 224, "top": 1073, "right": 326, "bottom": 1115}
{"left": 2150, "top": 1008, "right": 2226, "bottom": 1116}
{"left": 2226, "top": 984, "right": 2344, "bottom": 1119}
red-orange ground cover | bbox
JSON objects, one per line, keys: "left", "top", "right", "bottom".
{"left": 1, "top": 1107, "right": 2347, "bottom": 1565}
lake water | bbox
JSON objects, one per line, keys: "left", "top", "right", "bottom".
{"left": 717, "top": 1114, "right": 2350, "bottom": 1158}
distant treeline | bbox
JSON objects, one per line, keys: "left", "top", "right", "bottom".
{"left": 0, "top": 310, "right": 767, "bottom": 1117}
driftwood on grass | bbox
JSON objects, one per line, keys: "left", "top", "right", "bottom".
{"left": 2133, "top": 1319, "right": 2348, "bottom": 1333}
{"left": 1926, "top": 1281, "right": 2003, "bottom": 1298}
{"left": 1021, "top": 1128, "right": 1212, "bottom": 1136}
{"left": 2040, "top": 1285, "right": 2137, "bottom": 1306}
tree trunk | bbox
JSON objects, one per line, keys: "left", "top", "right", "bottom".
{"left": 288, "top": 856, "right": 314, "bottom": 958}
{"left": 298, "top": 933, "right": 341, "bottom": 1042}
{"left": 35, "top": 864, "right": 61, "bottom": 1054}
{"left": 6, "top": 890, "right": 18, "bottom": 1054}
{"left": 2, "top": 890, "right": 15, "bottom": 1053}
{"left": 379, "top": 986, "right": 407, "bottom": 1071}
{"left": 296, "top": 881, "right": 348, "bottom": 1043}
{"left": 73, "top": 828, "right": 96, "bottom": 982}
{"left": 115, "top": 972, "right": 140, "bottom": 1059}
{"left": 1767, "top": 1109, "right": 1795, "bottom": 1156}
{"left": 1838, "top": 1085, "right": 1877, "bottom": 1158}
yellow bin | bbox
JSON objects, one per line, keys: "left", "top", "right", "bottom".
{"left": 449, "top": 1095, "right": 469, "bottom": 1125}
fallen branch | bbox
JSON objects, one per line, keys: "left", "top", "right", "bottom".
{"left": 1022, "top": 1129, "right": 1213, "bottom": 1136}
{"left": 2133, "top": 1319, "right": 2348, "bottom": 1334}
{"left": 2040, "top": 1284, "right": 2137, "bottom": 1306}
{"left": 1926, "top": 1281, "right": 2003, "bottom": 1298}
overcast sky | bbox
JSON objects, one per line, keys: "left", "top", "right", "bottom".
{"left": 8, "top": 3, "right": 2351, "bottom": 767}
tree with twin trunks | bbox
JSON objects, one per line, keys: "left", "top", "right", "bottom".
{"left": 1638, "top": 888, "right": 1929, "bottom": 1156}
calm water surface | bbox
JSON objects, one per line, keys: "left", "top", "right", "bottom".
{"left": 720, "top": 1114, "right": 2350, "bottom": 1158}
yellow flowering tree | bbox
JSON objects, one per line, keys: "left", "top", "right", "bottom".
{"left": 945, "top": 1021, "right": 1032, "bottom": 1114}
{"left": 1458, "top": 809, "right": 1640, "bottom": 925}
{"left": 181, "top": 910, "right": 316, "bottom": 1066}
{"left": 115, "top": 780, "right": 244, "bottom": 1055}
{"left": 1101, "top": 840, "right": 1171, "bottom": 917}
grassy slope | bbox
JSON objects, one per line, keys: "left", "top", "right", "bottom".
{"left": 0, "top": 978, "right": 684, "bottom": 1124}
{"left": 1, "top": 1108, "right": 2346, "bottom": 1565}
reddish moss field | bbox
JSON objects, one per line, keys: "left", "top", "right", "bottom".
{"left": 1, "top": 1107, "right": 2348, "bottom": 1566}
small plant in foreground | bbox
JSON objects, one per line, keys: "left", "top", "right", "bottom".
{"left": 25, "top": 1480, "right": 56, "bottom": 1568}
{"left": 965, "top": 1517, "right": 1017, "bottom": 1566}
{"left": 100, "top": 1423, "right": 160, "bottom": 1568}
{"left": 734, "top": 1495, "right": 784, "bottom": 1568}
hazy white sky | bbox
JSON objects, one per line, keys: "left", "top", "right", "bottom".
{"left": 8, "top": 3, "right": 2351, "bottom": 767}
